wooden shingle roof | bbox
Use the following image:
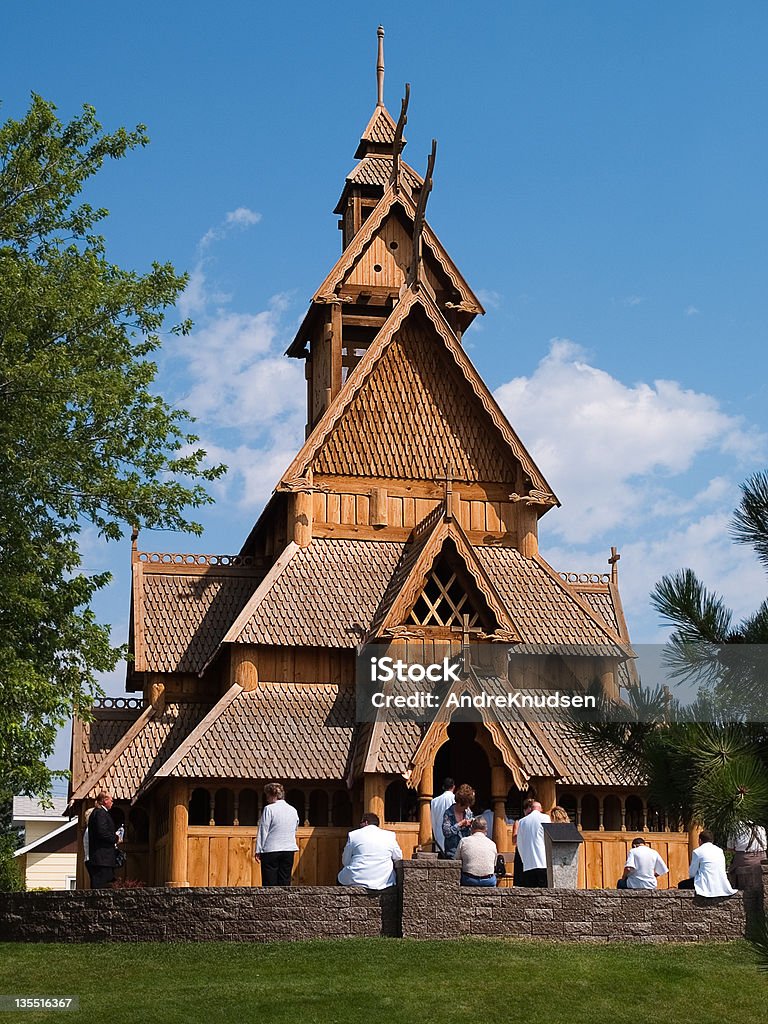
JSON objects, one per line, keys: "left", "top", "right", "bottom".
{"left": 152, "top": 683, "right": 356, "bottom": 784}
{"left": 132, "top": 558, "right": 260, "bottom": 674}
{"left": 228, "top": 538, "right": 404, "bottom": 649}
{"left": 281, "top": 288, "right": 553, "bottom": 495}
{"left": 356, "top": 104, "right": 398, "bottom": 153}
{"left": 476, "top": 547, "right": 629, "bottom": 653}
{"left": 70, "top": 701, "right": 209, "bottom": 803}
{"left": 199, "top": 535, "right": 627, "bottom": 659}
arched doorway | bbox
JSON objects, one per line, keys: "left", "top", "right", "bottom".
{"left": 433, "top": 721, "right": 492, "bottom": 813}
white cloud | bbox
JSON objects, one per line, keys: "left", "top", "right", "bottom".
{"left": 476, "top": 288, "right": 501, "bottom": 310}
{"left": 179, "top": 206, "right": 263, "bottom": 317}
{"left": 494, "top": 339, "right": 764, "bottom": 544}
{"left": 685, "top": 305, "right": 700, "bottom": 316}
{"left": 225, "top": 207, "right": 261, "bottom": 227}
{"left": 181, "top": 297, "right": 305, "bottom": 436}
{"left": 495, "top": 340, "right": 767, "bottom": 640}
{"left": 623, "top": 295, "right": 644, "bottom": 307}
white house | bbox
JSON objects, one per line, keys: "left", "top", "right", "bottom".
{"left": 13, "top": 796, "right": 77, "bottom": 890}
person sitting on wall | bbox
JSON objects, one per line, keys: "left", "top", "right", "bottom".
{"left": 87, "top": 790, "right": 120, "bottom": 890}
{"left": 455, "top": 817, "right": 498, "bottom": 887}
{"left": 338, "top": 812, "right": 403, "bottom": 890}
{"left": 430, "top": 777, "right": 456, "bottom": 858}
{"left": 515, "top": 800, "right": 551, "bottom": 887}
{"left": 727, "top": 822, "right": 767, "bottom": 887}
{"left": 617, "top": 837, "right": 669, "bottom": 889}
{"left": 442, "top": 784, "right": 475, "bottom": 858}
{"left": 678, "top": 830, "right": 737, "bottom": 897}
{"left": 254, "top": 782, "right": 300, "bottom": 887}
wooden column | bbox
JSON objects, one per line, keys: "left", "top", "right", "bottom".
{"left": 601, "top": 662, "right": 619, "bottom": 701}
{"left": 417, "top": 764, "right": 433, "bottom": 847}
{"left": 76, "top": 806, "right": 88, "bottom": 889}
{"left": 363, "top": 774, "right": 386, "bottom": 822}
{"left": 147, "top": 801, "right": 157, "bottom": 886}
{"left": 491, "top": 765, "right": 508, "bottom": 849}
{"left": 688, "top": 821, "right": 700, "bottom": 860}
{"left": 530, "top": 776, "right": 556, "bottom": 815}
{"left": 167, "top": 781, "right": 189, "bottom": 888}
{"left": 330, "top": 302, "right": 343, "bottom": 398}
{"left": 292, "top": 489, "right": 313, "bottom": 548}
{"left": 518, "top": 507, "right": 538, "bottom": 557}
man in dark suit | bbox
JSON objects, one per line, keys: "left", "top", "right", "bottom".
{"left": 87, "top": 791, "right": 119, "bottom": 889}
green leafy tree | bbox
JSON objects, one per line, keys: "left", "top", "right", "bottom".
{"left": 0, "top": 95, "right": 224, "bottom": 798}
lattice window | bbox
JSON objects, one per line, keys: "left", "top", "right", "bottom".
{"left": 409, "top": 560, "right": 484, "bottom": 628}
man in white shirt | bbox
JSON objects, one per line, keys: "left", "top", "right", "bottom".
{"left": 617, "top": 837, "right": 669, "bottom": 889}
{"left": 680, "top": 830, "right": 737, "bottom": 897}
{"left": 430, "top": 778, "right": 455, "bottom": 856}
{"left": 338, "top": 812, "right": 403, "bottom": 890}
{"left": 254, "top": 782, "right": 300, "bottom": 886}
{"left": 455, "top": 818, "right": 498, "bottom": 887}
{"left": 515, "top": 801, "right": 551, "bottom": 887}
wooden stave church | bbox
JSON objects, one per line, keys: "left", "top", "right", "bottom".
{"left": 69, "top": 28, "right": 689, "bottom": 889}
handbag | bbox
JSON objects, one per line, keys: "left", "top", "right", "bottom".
{"left": 494, "top": 854, "right": 507, "bottom": 878}
{"left": 115, "top": 848, "right": 127, "bottom": 869}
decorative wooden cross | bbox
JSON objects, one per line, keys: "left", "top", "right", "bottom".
{"left": 608, "top": 546, "right": 621, "bottom": 584}
{"left": 452, "top": 613, "right": 483, "bottom": 675}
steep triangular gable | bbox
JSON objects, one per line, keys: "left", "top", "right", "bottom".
{"left": 280, "top": 289, "right": 556, "bottom": 497}
{"left": 314, "top": 185, "right": 484, "bottom": 315}
{"left": 369, "top": 512, "right": 521, "bottom": 643}
{"left": 404, "top": 670, "right": 547, "bottom": 791}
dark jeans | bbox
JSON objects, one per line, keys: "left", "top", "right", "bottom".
{"left": 260, "top": 851, "right": 295, "bottom": 886}
{"left": 678, "top": 878, "right": 695, "bottom": 889}
{"left": 522, "top": 867, "right": 548, "bottom": 888}
{"left": 617, "top": 877, "right": 629, "bottom": 889}
{"left": 89, "top": 864, "right": 115, "bottom": 889}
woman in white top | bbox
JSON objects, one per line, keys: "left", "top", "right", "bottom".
{"left": 254, "top": 782, "right": 299, "bottom": 886}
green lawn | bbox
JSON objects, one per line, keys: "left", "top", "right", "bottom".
{"left": 0, "top": 939, "right": 764, "bottom": 1024}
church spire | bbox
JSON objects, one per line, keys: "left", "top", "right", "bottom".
{"left": 377, "top": 25, "right": 385, "bottom": 107}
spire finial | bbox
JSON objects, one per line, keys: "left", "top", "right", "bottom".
{"left": 377, "top": 25, "right": 385, "bottom": 107}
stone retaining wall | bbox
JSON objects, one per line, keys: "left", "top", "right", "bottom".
{"left": 400, "top": 860, "right": 765, "bottom": 943}
{"left": 1, "top": 862, "right": 765, "bottom": 944}
{"left": 0, "top": 886, "right": 398, "bottom": 943}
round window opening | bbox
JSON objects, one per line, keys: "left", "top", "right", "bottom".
{"left": 389, "top": 241, "right": 399, "bottom": 251}
{"left": 373, "top": 263, "right": 382, "bottom": 273}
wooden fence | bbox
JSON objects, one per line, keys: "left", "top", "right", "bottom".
{"left": 177, "top": 824, "right": 687, "bottom": 889}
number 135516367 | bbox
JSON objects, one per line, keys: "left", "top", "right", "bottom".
{"left": 0, "top": 997, "right": 79, "bottom": 1011}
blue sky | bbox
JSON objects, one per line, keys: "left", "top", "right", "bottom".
{"left": 3, "top": 3, "right": 767, "bottom": 769}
